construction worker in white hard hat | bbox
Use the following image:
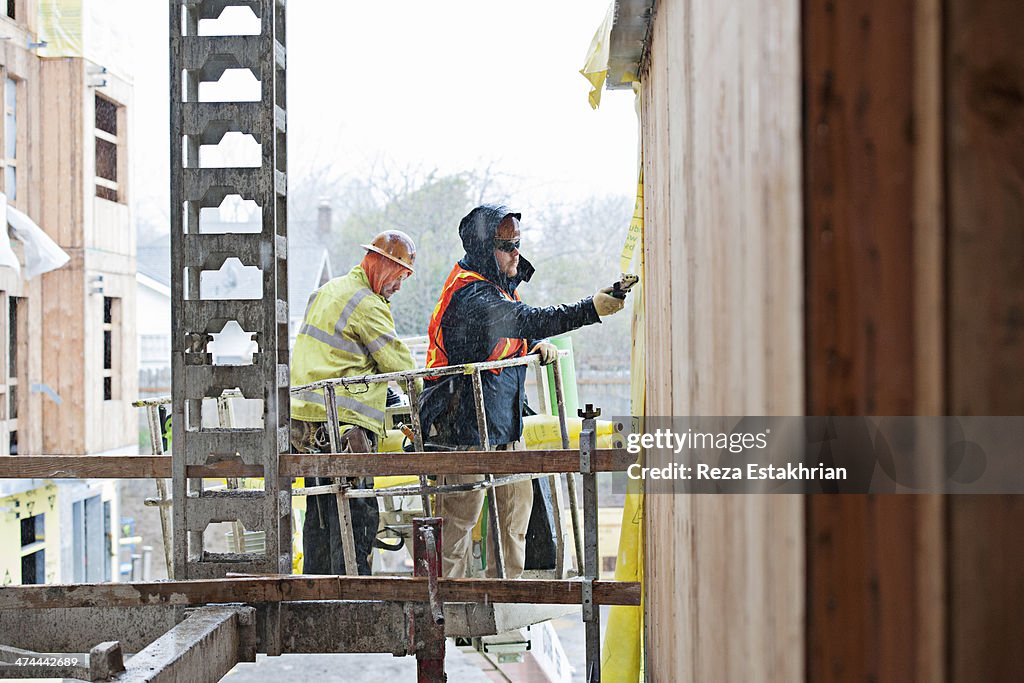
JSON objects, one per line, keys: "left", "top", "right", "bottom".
{"left": 290, "top": 230, "right": 417, "bottom": 575}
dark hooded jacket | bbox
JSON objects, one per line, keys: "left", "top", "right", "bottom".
{"left": 419, "top": 204, "right": 601, "bottom": 447}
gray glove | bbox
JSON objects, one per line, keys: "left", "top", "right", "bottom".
{"left": 593, "top": 288, "right": 626, "bottom": 317}
{"left": 530, "top": 341, "right": 559, "bottom": 365}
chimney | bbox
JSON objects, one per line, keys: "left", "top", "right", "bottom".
{"left": 317, "top": 200, "right": 332, "bottom": 238}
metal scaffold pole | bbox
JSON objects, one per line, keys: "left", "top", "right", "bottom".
{"left": 579, "top": 403, "right": 602, "bottom": 682}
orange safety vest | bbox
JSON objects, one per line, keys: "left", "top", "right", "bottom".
{"left": 426, "top": 264, "right": 528, "bottom": 375}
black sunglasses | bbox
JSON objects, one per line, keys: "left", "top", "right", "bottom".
{"left": 494, "top": 239, "right": 521, "bottom": 253}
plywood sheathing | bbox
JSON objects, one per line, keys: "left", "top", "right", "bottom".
{"left": 640, "top": 0, "right": 804, "bottom": 680}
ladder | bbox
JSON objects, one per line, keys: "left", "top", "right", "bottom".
{"left": 169, "top": 0, "right": 290, "bottom": 580}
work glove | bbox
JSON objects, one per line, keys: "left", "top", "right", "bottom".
{"left": 530, "top": 341, "right": 559, "bottom": 366}
{"left": 593, "top": 288, "right": 626, "bottom": 317}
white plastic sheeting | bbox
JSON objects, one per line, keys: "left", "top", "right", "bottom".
{"left": 0, "top": 194, "right": 71, "bottom": 279}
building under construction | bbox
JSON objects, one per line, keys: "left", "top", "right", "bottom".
{"left": 1, "top": 0, "right": 1023, "bottom": 681}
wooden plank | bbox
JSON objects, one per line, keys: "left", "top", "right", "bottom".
{"left": 641, "top": 2, "right": 675, "bottom": 674}
{"left": 949, "top": 498, "right": 1024, "bottom": 681}
{"left": 280, "top": 449, "right": 635, "bottom": 477}
{"left": 946, "top": 0, "right": 1024, "bottom": 416}
{"left": 803, "top": 1, "right": 947, "bottom": 681}
{"left": 0, "top": 456, "right": 171, "bottom": 479}
{"left": 913, "top": 0, "right": 945, "bottom": 419}
{"left": 39, "top": 59, "right": 86, "bottom": 455}
{"left": 41, "top": 268, "right": 86, "bottom": 454}
{"left": 804, "top": 0, "right": 917, "bottom": 417}
{"left": 0, "top": 449, "right": 635, "bottom": 479}
{"left": 0, "top": 577, "right": 641, "bottom": 610}
{"left": 946, "top": 0, "right": 1024, "bottom": 680}
{"left": 910, "top": 3, "right": 947, "bottom": 680}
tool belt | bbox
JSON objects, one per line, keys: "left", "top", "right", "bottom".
{"left": 289, "top": 419, "right": 374, "bottom": 455}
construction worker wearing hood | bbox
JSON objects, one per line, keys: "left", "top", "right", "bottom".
{"left": 290, "top": 230, "right": 417, "bottom": 576}
{"left": 420, "top": 204, "right": 625, "bottom": 578}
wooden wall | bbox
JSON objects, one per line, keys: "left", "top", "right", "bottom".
{"left": 802, "top": 0, "right": 946, "bottom": 680}
{"left": 39, "top": 57, "right": 137, "bottom": 455}
{"left": 638, "top": 0, "right": 1024, "bottom": 678}
{"left": 804, "top": 0, "right": 1024, "bottom": 679}
{"left": 945, "top": 0, "right": 1024, "bottom": 679}
{"left": 640, "top": 0, "right": 804, "bottom": 679}
{"left": 0, "top": 15, "right": 45, "bottom": 455}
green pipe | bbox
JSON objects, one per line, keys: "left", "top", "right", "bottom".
{"left": 546, "top": 335, "right": 579, "bottom": 417}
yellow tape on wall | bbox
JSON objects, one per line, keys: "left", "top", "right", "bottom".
{"left": 602, "top": 89, "right": 647, "bottom": 679}
{"left": 620, "top": 172, "right": 644, "bottom": 275}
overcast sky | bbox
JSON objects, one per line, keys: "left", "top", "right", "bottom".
{"left": 124, "top": 1, "right": 638, "bottom": 231}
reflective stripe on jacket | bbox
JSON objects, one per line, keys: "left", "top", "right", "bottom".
{"left": 290, "top": 265, "right": 414, "bottom": 435}
{"left": 426, "top": 263, "right": 528, "bottom": 374}
{"left": 419, "top": 258, "right": 599, "bottom": 447}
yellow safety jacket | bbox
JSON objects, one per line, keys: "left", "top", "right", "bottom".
{"left": 290, "top": 265, "right": 415, "bottom": 436}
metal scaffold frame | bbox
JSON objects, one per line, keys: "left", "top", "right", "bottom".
{"left": 140, "top": 350, "right": 587, "bottom": 582}
{"left": 0, "top": 351, "right": 633, "bottom": 680}
{"left": 0, "top": 426, "right": 637, "bottom": 682}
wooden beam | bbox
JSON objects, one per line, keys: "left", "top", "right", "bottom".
{"left": 0, "top": 577, "right": 641, "bottom": 610}
{"left": 803, "top": 1, "right": 946, "bottom": 681}
{"left": 278, "top": 449, "right": 636, "bottom": 478}
{"left": 0, "top": 456, "right": 171, "bottom": 478}
{"left": 946, "top": 1, "right": 1024, "bottom": 680}
{"left": 0, "top": 448, "right": 636, "bottom": 479}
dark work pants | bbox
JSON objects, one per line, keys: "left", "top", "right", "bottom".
{"left": 302, "top": 475, "right": 378, "bottom": 576}
{"left": 292, "top": 420, "right": 378, "bottom": 576}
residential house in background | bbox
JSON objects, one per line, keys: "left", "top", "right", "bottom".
{"left": 288, "top": 200, "right": 335, "bottom": 346}
{"left": 0, "top": 0, "right": 137, "bottom": 586}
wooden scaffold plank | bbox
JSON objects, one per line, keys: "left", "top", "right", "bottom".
{"left": 0, "top": 576, "right": 641, "bottom": 611}
{"left": 0, "top": 448, "right": 635, "bottom": 479}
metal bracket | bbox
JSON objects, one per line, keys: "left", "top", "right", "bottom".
{"left": 412, "top": 517, "right": 446, "bottom": 681}
{"left": 578, "top": 403, "right": 602, "bottom": 420}
{"left": 580, "top": 430, "right": 593, "bottom": 474}
{"left": 578, "top": 403, "right": 602, "bottom": 473}
{"left": 581, "top": 577, "right": 595, "bottom": 623}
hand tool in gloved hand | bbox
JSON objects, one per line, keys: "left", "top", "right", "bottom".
{"left": 593, "top": 287, "right": 627, "bottom": 317}
{"left": 609, "top": 273, "right": 640, "bottom": 299}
